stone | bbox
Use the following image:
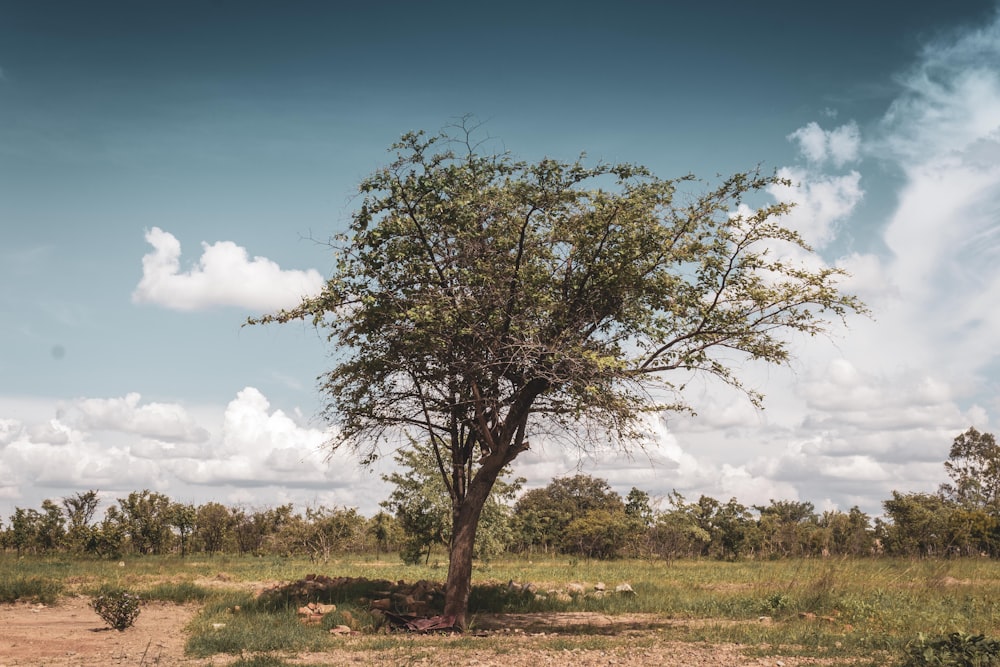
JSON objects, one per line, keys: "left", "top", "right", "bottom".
{"left": 615, "top": 583, "right": 635, "bottom": 595}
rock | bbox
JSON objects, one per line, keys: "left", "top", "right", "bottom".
{"left": 566, "top": 583, "right": 585, "bottom": 596}
{"left": 370, "top": 598, "right": 392, "bottom": 611}
{"left": 594, "top": 582, "right": 606, "bottom": 591}
{"left": 329, "top": 625, "right": 352, "bottom": 635}
{"left": 615, "top": 583, "right": 635, "bottom": 595}
{"left": 211, "top": 623, "right": 226, "bottom": 630}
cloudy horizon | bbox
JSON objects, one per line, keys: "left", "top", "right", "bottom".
{"left": 2, "top": 1, "right": 1000, "bottom": 521}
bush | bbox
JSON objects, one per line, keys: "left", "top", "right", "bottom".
{"left": 902, "top": 632, "right": 1000, "bottom": 666}
{"left": 91, "top": 589, "right": 142, "bottom": 630}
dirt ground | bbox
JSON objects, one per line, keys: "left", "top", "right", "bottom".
{"left": 0, "top": 597, "right": 855, "bottom": 667}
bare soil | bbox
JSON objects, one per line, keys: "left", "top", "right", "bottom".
{"left": 0, "top": 597, "right": 855, "bottom": 666}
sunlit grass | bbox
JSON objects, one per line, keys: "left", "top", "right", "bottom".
{"left": 3, "top": 552, "right": 999, "bottom": 663}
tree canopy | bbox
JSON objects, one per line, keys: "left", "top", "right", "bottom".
{"left": 250, "top": 121, "right": 866, "bottom": 627}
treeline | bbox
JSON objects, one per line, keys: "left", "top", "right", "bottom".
{"left": 3, "top": 427, "right": 998, "bottom": 561}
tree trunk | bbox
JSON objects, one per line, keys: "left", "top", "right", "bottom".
{"left": 442, "top": 467, "right": 500, "bottom": 630}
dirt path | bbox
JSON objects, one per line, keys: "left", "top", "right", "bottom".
{"left": 0, "top": 596, "right": 200, "bottom": 666}
{"left": 0, "top": 598, "right": 855, "bottom": 666}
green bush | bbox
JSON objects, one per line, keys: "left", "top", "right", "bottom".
{"left": 91, "top": 589, "right": 142, "bottom": 630}
{"left": 902, "top": 632, "right": 1000, "bottom": 666}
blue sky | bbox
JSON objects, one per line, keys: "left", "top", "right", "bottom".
{"left": 2, "top": 1, "right": 1000, "bottom": 520}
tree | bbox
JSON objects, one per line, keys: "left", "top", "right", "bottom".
{"left": 383, "top": 438, "right": 522, "bottom": 564}
{"left": 169, "top": 503, "right": 197, "bottom": 557}
{"left": 250, "top": 122, "right": 865, "bottom": 628}
{"left": 7, "top": 507, "right": 38, "bottom": 556}
{"left": 63, "top": 490, "right": 101, "bottom": 554}
{"left": 512, "top": 474, "right": 624, "bottom": 554}
{"left": 646, "top": 491, "right": 711, "bottom": 561}
{"left": 195, "top": 502, "right": 233, "bottom": 555}
{"left": 941, "top": 427, "right": 1000, "bottom": 512}
{"left": 118, "top": 490, "right": 173, "bottom": 555}
{"left": 366, "top": 511, "right": 397, "bottom": 560}
{"left": 35, "top": 499, "right": 66, "bottom": 552}
{"left": 625, "top": 487, "right": 655, "bottom": 528}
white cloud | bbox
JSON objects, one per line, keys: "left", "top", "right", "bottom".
{"left": 788, "top": 121, "right": 861, "bottom": 168}
{"left": 67, "top": 393, "right": 210, "bottom": 443}
{"left": 0, "top": 387, "right": 388, "bottom": 516}
{"left": 768, "top": 166, "right": 864, "bottom": 248}
{"left": 132, "top": 227, "right": 325, "bottom": 312}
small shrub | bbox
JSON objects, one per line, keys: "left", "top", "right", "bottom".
{"left": 91, "top": 589, "right": 142, "bottom": 630}
{"left": 902, "top": 632, "right": 1000, "bottom": 666}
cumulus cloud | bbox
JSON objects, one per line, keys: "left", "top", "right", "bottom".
{"left": 0, "top": 387, "right": 387, "bottom": 516}
{"left": 132, "top": 227, "right": 325, "bottom": 312}
{"left": 788, "top": 121, "right": 861, "bottom": 168}
{"left": 66, "top": 393, "right": 210, "bottom": 443}
{"left": 768, "top": 167, "right": 864, "bottom": 248}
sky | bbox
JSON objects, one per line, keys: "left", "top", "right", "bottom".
{"left": 2, "top": 0, "right": 1000, "bottom": 522}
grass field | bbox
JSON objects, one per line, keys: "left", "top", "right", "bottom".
{"left": 3, "top": 553, "right": 999, "bottom": 665}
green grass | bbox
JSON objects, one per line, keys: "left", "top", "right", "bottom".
{"left": 0, "top": 575, "right": 63, "bottom": 603}
{"left": 3, "top": 552, "right": 1000, "bottom": 664}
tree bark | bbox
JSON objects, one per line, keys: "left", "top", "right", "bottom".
{"left": 442, "top": 465, "right": 501, "bottom": 630}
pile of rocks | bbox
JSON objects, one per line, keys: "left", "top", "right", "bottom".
{"left": 507, "top": 580, "right": 636, "bottom": 602}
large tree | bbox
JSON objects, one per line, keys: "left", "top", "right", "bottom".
{"left": 251, "top": 123, "right": 864, "bottom": 628}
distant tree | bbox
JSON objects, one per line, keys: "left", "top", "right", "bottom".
{"left": 561, "top": 508, "right": 634, "bottom": 559}
{"left": 63, "top": 490, "right": 101, "bottom": 553}
{"left": 512, "top": 474, "right": 624, "bottom": 554}
{"left": 383, "top": 439, "right": 522, "bottom": 564}
{"left": 7, "top": 507, "right": 38, "bottom": 556}
{"left": 941, "top": 427, "right": 1000, "bottom": 512}
{"left": 366, "top": 511, "right": 397, "bottom": 560}
{"left": 195, "top": 502, "right": 233, "bottom": 555}
{"left": 118, "top": 490, "right": 173, "bottom": 555}
{"left": 231, "top": 504, "right": 294, "bottom": 555}
{"left": 249, "top": 122, "right": 865, "bottom": 627}
{"left": 169, "top": 503, "right": 197, "bottom": 557}
{"left": 818, "top": 506, "right": 874, "bottom": 556}
{"left": 624, "top": 487, "right": 655, "bottom": 528}
{"left": 882, "top": 491, "right": 954, "bottom": 557}
{"left": 35, "top": 500, "right": 66, "bottom": 552}
{"left": 754, "top": 499, "right": 818, "bottom": 558}
{"left": 646, "top": 492, "right": 712, "bottom": 561}
{"left": 693, "top": 495, "right": 756, "bottom": 560}
{"left": 291, "top": 506, "right": 367, "bottom": 562}
{"left": 94, "top": 505, "right": 128, "bottom": 558}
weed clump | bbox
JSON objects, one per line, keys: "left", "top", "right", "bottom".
{"left": 902, "top": 632, "right": 1000, "bottom": 666}
{"left": 91, "top": 588, "right": 142, "bottom": 630}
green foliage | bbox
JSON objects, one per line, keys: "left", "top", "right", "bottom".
{"left": 118, "top": 490, "right": 174, "bottom": 555}
{"left": 512, "top": 474, "right": 625, "bottom": 554}
{"left": 561, "top": 509, "right": 635, "bottom": 559}
{"left": 942, "top": 428, "right": 1000, "bottom": 512}
{"left": 903, "top": 632, "right": 1000, "bottom": 667}
{"left": 90, "top": 588, "right": 142, "bottom": 630}
{"left": 383, "top": 438, "right": 522, "bottom": 564}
